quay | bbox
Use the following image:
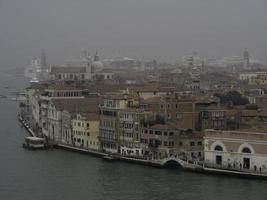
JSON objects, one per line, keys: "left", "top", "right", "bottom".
{"left": 18, "top": 114, "right": 36, "bottom": 137}
{"left": 18, "top": 115, "right": 267, "bottom": 180}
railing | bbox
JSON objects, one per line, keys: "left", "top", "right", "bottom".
{"left": 204, "top": 163, "right": 266, "bottom": 175}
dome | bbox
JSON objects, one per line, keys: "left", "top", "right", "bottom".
{"left": 92, "top": 61, "right": 104, "bottom": 73}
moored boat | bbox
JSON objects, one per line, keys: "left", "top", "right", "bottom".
{"left": 22, "top": 136, "right": 47, "bottom": 150}
{"left": 102, "top": 154, "right": 120, "bottom": 162}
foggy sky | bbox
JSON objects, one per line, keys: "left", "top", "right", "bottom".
{"left": 1, "top": 0, "right": 267, "bottom": 69}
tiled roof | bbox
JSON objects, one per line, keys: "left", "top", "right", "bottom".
{"left": 51, "top": 66, "right": 86, "bottom": 73}
{"left": 51, "top": 97, "right": 103, "bottom": 113}
{"left": 47, "top": 83, "right": 83, "bottom": 91}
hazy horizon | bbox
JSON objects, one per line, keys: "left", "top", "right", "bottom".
{"left": 1, "top": 0, "right": 267, "bottom": 69}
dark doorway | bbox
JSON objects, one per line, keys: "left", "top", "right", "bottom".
{"left": 216, "top": 155, "right": 222, "bottom": 165}
{"left": 243, "top": 158, "right": 250, "bottom": 169}
{"left": 163, "top": 160, "right": 182, "bottom": 169}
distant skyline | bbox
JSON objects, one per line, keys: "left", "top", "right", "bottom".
{"left": 0, "top": 0, "right": 267, "bottom": 69}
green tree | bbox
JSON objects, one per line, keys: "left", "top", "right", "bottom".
{"left": 217, "top": 91, "right": 249, "bottom": 105}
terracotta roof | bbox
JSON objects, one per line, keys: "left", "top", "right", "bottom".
{"left": 51, "top": 66, "right": 86, "bottom": 73}
{"left": 150, "top": 123, "right": 181, "bottom": 130}
{"left": 140, "top": 96, "right": 161, "bottom": 104}
{"left": 47, "top": 83, "right": 83, "bottom": 91}
{"left": 80, "top": 113, "right": 99, "bottom": 121}
{"left": 51, "top": 97, "right": 103, "bottom": 113}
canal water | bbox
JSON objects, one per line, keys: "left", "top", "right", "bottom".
{"left": 0, "top": 73, "right": 266, "bottom": 200}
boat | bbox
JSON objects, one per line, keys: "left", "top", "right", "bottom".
{"left": 0, "top": 94, "right": 8, "bottom": 99}
{"left": 22, "top": 136, "right": 47, "bottom": 150}
{"left": 102, "top": 154, "right": 120, "bottom": 162}
{"left": 30, "top": 77, "right": 39, "bottom": 83}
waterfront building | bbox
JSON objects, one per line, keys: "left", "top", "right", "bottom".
{"left": 239, "top": 71, "right": 267, "bottom": 81}
{"left": 46, "top": 98, "right": 101, "bottom": 143}
{"left": 204, "top": 129, "right": 267, "bottom": 174}
{"left": 50, "top": 62, "right": 92, "bottom": 81}
{"left": 119, "top": 108, "right": 152, "bottom": 157}
{"left": 39, "top": 83, "right": 85, "bottom": 137}
{"left": 72, "top": 113, "right": 100, "bottom": 150}
{"left": 140, "top": 123, "right": 203, "bottom": 160}
{"left": 99, "top": 94, "right": 130, "bottom": 154}
{"left": 140, "top": 93, "right": 225, "bottom": 131}
{"left": 98, "top": 94, "right": 144, "bottom": 154}
{"left": 61, "top": 110, "right": 72, "bottom": 145}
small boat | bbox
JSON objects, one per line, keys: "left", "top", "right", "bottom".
{"left": 22, "top": 136, "right": 47, "bottom": 150}
{"left": 0, "top": 94, "right": 8, "bottom": 99}
{"left": 30, "top": 77, "right": 39, "bottom": 83}
{"left": 102, "top": 154, "right": 120, "bottom": 162}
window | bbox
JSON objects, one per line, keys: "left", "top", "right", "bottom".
{"left": 169, "top": 141, "right": 174, "bottom": 146}
{"left": 216, "top": 155, "right": 222, "bottom": 165}
{"left": 242, "top": 147, "right": 251, "bottom": 154}
{"left": 164, "top": 132, "right": 167, "bottom": 136}
{"left": 176, "top": 113, "right": 182, "bottom": 118}
{"left": 190, "top": 142, "right": 195, "bottom": 146}
{"left": 155, "top": 131, "right": 162, "bottom": 135}
{"left": 164, "top": 141, "right": 168, "bottom": 146}
{"left": 179, "top": 142, "right": 183, "bottom": 146}
{"left": 214, "top": 145, "right": 223, "bottom": 151}
{"left": 169, "top": 132, "right": 174, "bottom": 136}
{"left": 87, "top": 132, "right": 90, "bottom": 136}
{"left": 198, "top": 141, "right": 202, "bottom": 146}
{"left": 87, "top": 123, "right": 89, "bottom": 128}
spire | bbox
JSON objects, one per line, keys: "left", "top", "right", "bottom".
{"left": 243, "top": 48, "right": 250, "bottom": 69}
{"left": 41, "top": 48, "right": 47, "bottom": 71}
{"left": 94, "top": 51, "right": 100, "bottom": 62}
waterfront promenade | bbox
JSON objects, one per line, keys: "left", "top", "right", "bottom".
{"left": 18, "top": 114, "right": 267, "bottom": 180}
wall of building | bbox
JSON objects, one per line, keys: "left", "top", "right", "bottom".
{"left": 72, "top": 118, "right": 100, "bottom": 151}
{"left": 204, "top": 131, "right": 267, "bottom": 174}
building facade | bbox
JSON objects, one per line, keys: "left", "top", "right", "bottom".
{"left": 204, "top": 129, "right": 267, "bottom": 174}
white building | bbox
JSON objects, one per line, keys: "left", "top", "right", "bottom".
{"left": 204, "top": 129, "right": 267, "bottom": 174}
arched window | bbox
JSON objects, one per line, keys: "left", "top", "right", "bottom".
{"left": 214, "top": 145, "right": 223, "bottom": 151}
{"left": 242, "top": 147, "right": 251, "bottom": 154}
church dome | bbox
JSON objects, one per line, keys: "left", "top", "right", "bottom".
{"left": 92, "top": 61, "right": 104, "bottom": 73}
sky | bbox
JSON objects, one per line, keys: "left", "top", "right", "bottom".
{"left": 0, "top": 0, "right": 267, "bottom": 69}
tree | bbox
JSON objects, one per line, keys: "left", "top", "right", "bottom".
{"left": 216, "top": 91, "right": 249, "bottom": 106}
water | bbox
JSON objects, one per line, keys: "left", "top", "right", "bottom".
{"left": 0, "top": 74, "right": 266, "bottom": 200}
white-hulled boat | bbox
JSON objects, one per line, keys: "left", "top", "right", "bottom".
{"left": 22, "top": 137, "right": 46, "bottom": 150}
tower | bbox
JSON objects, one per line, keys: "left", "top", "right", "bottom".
{"left": 94, "top": 51, "right": 100, "bottom": 62}
{"left": 243, "top": 49, "right": 250, "bottom": 69}
{"left": 81, "top": 50, "right": 92, "bottom": 80}
{"left": 85, "top": 61, "right": 92, "bottom": 80}
{"left": 41, "top": 49, "right": 47, "bottom": 71}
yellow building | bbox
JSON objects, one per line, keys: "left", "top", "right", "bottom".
{"left": 72, "top": 113, "right": 100, "bottom": 151}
